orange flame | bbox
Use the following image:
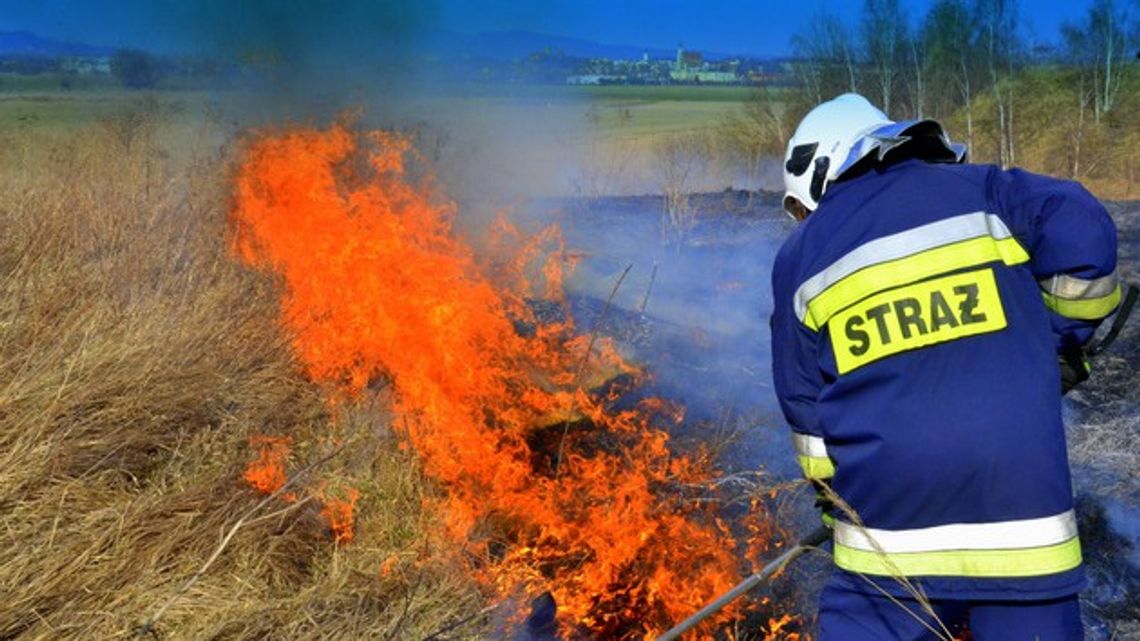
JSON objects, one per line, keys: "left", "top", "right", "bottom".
{"left": 763, "top": 614, "right": 799, "bottom": 641}
{"left": 243, "top": 435, "right": 361, "bottom": 540}
{"left": 320, "top": 487, "right": 360, "bottom": 544}
{"left": 230, "top": 122, "right": 797, "bottom": 639}
{"left": 243, "top": 435, "right": 295, "bottom": 501}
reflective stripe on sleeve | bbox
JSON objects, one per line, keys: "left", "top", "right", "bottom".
{"left": 792, "top": 433, "right": 835, "bottom": 479}
{"left": 793, "top": 212, "right": 1029, "bottom": 331}
{"left": 1039, "top": 271, "right": 1120, "bottom": 300}
{"left": 832, "top": 510, "right": 1082, "bottom": 578}
{"left": 1041, "top": 273, "right": 1122, "bottom": 320}
{"left": 1043, "top": 285, "right": 1122, "bottom": 319}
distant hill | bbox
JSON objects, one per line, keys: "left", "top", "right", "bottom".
{"left": 0, "top": 31, "right": 114, "bottom": 58}
{"left": 0, "top": 28, "right": 773, "bottom": 66}
{"left": 419, "top": 29, "right": 754, "bottom": 62}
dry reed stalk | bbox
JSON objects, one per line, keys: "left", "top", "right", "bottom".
{"left": 0, "top": 100, "right": 485, "bottom": 640}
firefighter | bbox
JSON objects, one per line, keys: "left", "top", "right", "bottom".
{"left": 770, "top": 93, "right": 1120, "bottom": 640}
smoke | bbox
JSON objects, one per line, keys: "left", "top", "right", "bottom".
{"left": 521, "top": 191, "right": 797, "bottom": 474}
{"left": 165, "top": 3, "right": 795, "bottom": 467}
{"left": 176, "top": 1, "right": 440, "bottom": 107}
{"left": 160, "top": 1, "right": 604, "bottom": 202}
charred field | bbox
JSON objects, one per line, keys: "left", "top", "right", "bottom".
{"left": 0, "top": 104, "right": 1138, "bottom": 641}
{"left": 0, "top": 118, "right": 806, "bottom": 641}
{"left": 527, "top": 190, "right": 1140, "bottom": 639}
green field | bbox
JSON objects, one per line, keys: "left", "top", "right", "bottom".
{"left": 0, "top": 78, "right": 760, "bottom": 134}
{"left": 0, "top": 73, "right": 782, "bottom": 639}
{"left": 0, "top": 78, "right": 768, "bottom": 198}
{"left": 445, "top": 82, "right": 760, "bottom": 102}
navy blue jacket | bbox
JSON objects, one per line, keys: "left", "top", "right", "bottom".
{"left": 771, "top": 159, "right": 1119, "bottom": 599}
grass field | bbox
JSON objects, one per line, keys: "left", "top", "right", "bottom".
{"left": 3, "top": 72, "right": 1137, "bottom": 639}
{"left": 377, "top": 83, "right": 770, "bottom": 199}
{"left": 0, "top": 79, "right": 767, "bottom": 199}
{"left": 0, "top": 72, "right": 120, "bottom": 93}
{"left": 449, "top": 83, "right": 758, "bottom": 102}
{"left": 434, "top": 82, "right": 767, "bottom": 139}
{"left": 0, "top": 79, "right": 758, "bottom": 129}
{"left": 0, "top": 90, "right": 494, "bottom": 640}
{"left": 0, "top": 80, "right": 787, "bottom": 639}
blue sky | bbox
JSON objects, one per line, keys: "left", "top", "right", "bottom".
{"left": 0, "top": 0, "right": 1096, "bottom": 58}
{"left": 436, "top": 0, "right": 1090, "bottom": 56}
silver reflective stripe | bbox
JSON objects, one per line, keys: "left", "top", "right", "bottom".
{"left": 834, "top": 509, "right": 1078, "bottom": 554}
{"left": 1039, "top": 271, "right": 1119, "bottom": 300}
{"left": 793, "top": 212, "right": 1016, "bottom": 322}
{"left": 791, "top": 432, "right": 829, "bottom": 458}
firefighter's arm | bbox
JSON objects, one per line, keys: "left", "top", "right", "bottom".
{"left": 771, "top": 245, "right": 834, "bottom": 525}
{"left": 993, "top": 169, "right": 1120, "bottom": 389}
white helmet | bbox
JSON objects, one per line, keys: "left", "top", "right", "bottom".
{"left": 782, "top": 93, "right": 966, "bottom": 219}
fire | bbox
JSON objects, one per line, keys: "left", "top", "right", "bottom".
{"left": 243, "top": 435, "right": 295, "bottom": 501}
{"left": 763, "top": 614, "right": 798, "bottom": 641}
{"left": 319, "top": 486, "right": 360, "bottom": 544}
{"left": 230, "top": 122, "right": 797, "bottom": 638}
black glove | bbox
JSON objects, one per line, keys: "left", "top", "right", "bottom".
{"left": 811, "top": 478, "right": 837, "bottom": 528}
{"left": 1059, "top": 345, "right": 1090, "bottom": 395}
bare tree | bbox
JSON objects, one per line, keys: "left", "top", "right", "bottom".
{"left": 822, "top": 14, "right": 861, "bottom": 94}
{"left": 908, "top": 36, "right": 927, "bottom": 118}
{"left": 862, "top": 0, "right": 908, "bottom": 116}
{"left": 1064, "top": 0, "right": 1133, "bottom": 123}
{"left": 724, "top": 88, "right": 804, "bottom": 202}
{"left": 654, "top": 133, "right": 706, "bottom": 247}
{"left": 790, "top": 33, "right": 825, "bottom": 106}
{"left": 923, "top": 0, "right": 978, "bottom": 152}
{"left": 791, "top": 12, "right": 861, "bottom": 104}
{"left": 973, "top": 0, "right": 1020, "bottom": 167}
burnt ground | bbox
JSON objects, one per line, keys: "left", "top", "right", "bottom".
{"left": 502, "top": 190, "right": 1140, "bottom": 638}
{"left": 1067, "top": 200, "right": 1140, "bottom": 638}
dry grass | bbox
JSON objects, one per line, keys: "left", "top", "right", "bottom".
{"left": 0, "top": 100, "right": 485, "bottom": 639}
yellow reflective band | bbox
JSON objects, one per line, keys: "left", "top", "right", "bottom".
{"left": 794, "top": 212, "right": 1019, "bottom": 323}
{"left": 804, "top": 236, "right": 1029, "bottom": 331}
{"left": 828, "top": 268, "right": 1008, "bottom": 374}
{"left": 834, "top": 536, "right": 1082, "bottom": 578}
{"left": 797, "top": 455, "right": 836, "bottom": 479}
{"left": 1042, "top": 283, "right": 1122, "bottom": 320}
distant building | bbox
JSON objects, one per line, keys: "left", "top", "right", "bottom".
{"left": 669, "top": 45, "right": 738, "bottom": 84}
{"left": 563, "top": 44, "right": 750, "bottom": 86}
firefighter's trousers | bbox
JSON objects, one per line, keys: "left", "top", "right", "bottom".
{"left": 817, "top": 580, "right": 1083, "bottom": 641}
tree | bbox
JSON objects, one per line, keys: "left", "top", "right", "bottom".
{"left": 908, "top": 31, "right": 928, "bottom": 118}
{"left": 973, "top": 0, "right": 1021, "bottom": 166}
{"left": 654, "top": 133, "right": 707, "bottom": 246}
{"left": 1063, "top": 0, "right": 1132, "bottom": 122}
{"left": 725, "top": 88, "right": 800, "bottom": 202}
{"left": 111, "top": 49, "right": 163, "bottom": 90}
{"left": 791, "top": 12, "right": 860, "bottom": 106}
{"left": 862, "top": 0, "right": 909, "bottom": 116}
{"left": 923, "top": 0, "right": 978, "bottom": 150}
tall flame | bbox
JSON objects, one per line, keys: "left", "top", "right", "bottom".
{"left": 230, "top": 122, "right": 794, "bottom": 638}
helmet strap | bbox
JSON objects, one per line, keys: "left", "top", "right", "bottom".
{"left": 782, "top": 195, "right": 811, "bottom": 222}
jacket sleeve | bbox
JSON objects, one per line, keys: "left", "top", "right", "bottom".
{"left": 770, "top": 242, "right": 833, "bottom": 480}
{"left": 991, "top": 168, "right": 1120, "bottom": 350}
